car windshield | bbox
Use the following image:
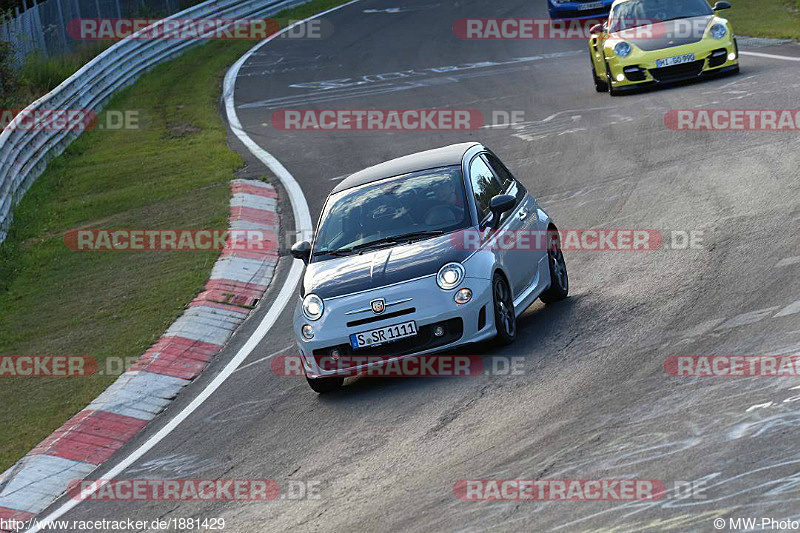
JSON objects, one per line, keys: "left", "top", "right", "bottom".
{"left": 609, "top": 0, "right": 713, "bottom": 32}
{"left": 312, "top": 166, "right": 470, "bottom": 261}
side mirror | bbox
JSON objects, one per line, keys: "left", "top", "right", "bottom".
{"left": 488, "top": 194, "right": 516, "bottom": 229}
{"left": 291, "top": 241, "right": 311, "bottom": 264}
{"left": 589, "top": 23, "right": 604, "bottom": 34}
{"left": 713, "top": 1, "right": 731, "bottom": 10}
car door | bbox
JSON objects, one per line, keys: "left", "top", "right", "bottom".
{"left": 483, "top": 152, "right": 545, "bottom": 297}
{"left": 467, "top": 154, "right": 527, "bottom": 299}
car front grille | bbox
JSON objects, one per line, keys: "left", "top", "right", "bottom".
{"left": 555, "top": 7, "right": 609, "bottom": 18}
{"left": 648, "top": 60, "right": 704, "bottom": 83}
{"left": 346, "top": 308, "right": 415, "bottom": 328}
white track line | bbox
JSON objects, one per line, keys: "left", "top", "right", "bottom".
{"left": 740, "top": 51, "right": 800, "bottom": 62}
{"left": 27, "top": 2, "right": 362, "bottom": 529}
{"left": 234, "top": 344, "right": 295, "bottom": 373}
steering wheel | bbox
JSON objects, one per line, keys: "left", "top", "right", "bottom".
{"left": 424, "top": 205, "right": 463, "bottom": 226}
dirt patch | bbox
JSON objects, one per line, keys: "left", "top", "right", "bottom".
{"left": 166, "top": 122, "right": 202, "bottom": 138}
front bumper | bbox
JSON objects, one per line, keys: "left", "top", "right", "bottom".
{"left": 549, "top": 0, "right": 612, "bottom": 20}
{"left": 607, "top": 39, "right": 739, "bottom": 91}
{"left": 295, "top": 275, "right": 495, "bottom": 378}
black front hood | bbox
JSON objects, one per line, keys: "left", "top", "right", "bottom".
{"left": 303, "top": 233, "right": 473, "bottom": 299}
{"left": 613, "top": 16, "right": 712, "bottom": 52}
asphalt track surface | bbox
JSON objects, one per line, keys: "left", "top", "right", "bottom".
{"left": 37, "top": 0, "right": 800, "bottom": 531}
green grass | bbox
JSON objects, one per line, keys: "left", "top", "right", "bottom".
{"left": 724, "top": 0, "right": 800, "bottom": 40}
{"left": 0, "top": 0, "right": 352, "bottom": 473}
{"left": 17, "top": 43, "right": 114, "bottom": 103}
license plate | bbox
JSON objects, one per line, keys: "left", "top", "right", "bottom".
{"left": 350, "top": 321, "right": 418, "bottom": 349}
{"left": 578, "top": 1, "right": 603, "bottom": 10}
{"left": 656, "top": 54, "right": 695, "bottom": 68}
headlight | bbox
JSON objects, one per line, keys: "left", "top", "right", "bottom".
{"left": 709, "top": 23, "right": 727, "bottom": 39}
{"left": 302, "top": 294, "right": 324, "bottom": 321}
{"left": 436, "top": 263, "right": 465, "bottom": 290}
{"left": 614, "top": 41, "right": 632, "bottom": 58}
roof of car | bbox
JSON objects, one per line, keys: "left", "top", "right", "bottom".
{"left": 331, "top": 142, "right": 481, "bottom": 194}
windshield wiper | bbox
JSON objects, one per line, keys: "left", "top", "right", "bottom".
{"left": 314, "top": 248, "right": 357, "bottom": 257}
{"left": 615, "top": 16, "right": 693, "bottom": 31}
{"left": 387, "top": 230, "right": 445, "bottom": 243}
{"left": 313, "top": 240, "right": 395, "bottom": 257}
{"left": 353, "top": 230, "right": 446, "bottom": 252}
{"left": 316, "top": 231, "right": 445, "bottom": 258}
{"left": 658, "top": 16, "right": 704, "bottom": 23}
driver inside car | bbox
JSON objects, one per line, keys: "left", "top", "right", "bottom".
{"left": 425, "top": 177, "right": 465, "bottom": 226}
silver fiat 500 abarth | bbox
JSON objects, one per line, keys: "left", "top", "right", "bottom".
{"left": 291, "top": 142, "right": 568, "bottom": 393}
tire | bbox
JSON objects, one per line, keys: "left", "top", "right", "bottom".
{"left": 592, "top": 53, "right": 608, "bottom": 92}
{"left": 540, "top": 232, "right": 569, "bottom": 304}
{"left": 605, "top": 61, "right": 620, "bottom": 97}
{"left": 306, "top": 375, "right": 344, "bottom": 394}
{"left": 493, "top": 273, "right": 517, "bottom": 346}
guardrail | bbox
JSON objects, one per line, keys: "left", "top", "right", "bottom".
{"left": 0, "top": 0, "right": 308, "bottom": 244}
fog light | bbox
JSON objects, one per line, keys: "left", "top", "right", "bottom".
{"left": 455, "top": 288, "right": 473, "bottom": 304}
{"left": 616, "top": 73, "right": 625, "bottom": 82}
{"left": 434, "top": 325, "right": 445, "bottom": 337}
{"left": 301, "top": 324, "right": 314, "bottom": 340}
{"left": 728, "top": 52, "right": 736, "bottom": 61}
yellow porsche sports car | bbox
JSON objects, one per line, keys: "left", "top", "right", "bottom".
{"left": 589, "top": 0, "right": 739, "bottom": 95}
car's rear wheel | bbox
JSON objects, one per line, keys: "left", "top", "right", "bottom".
{"left": 592, "top": 53, "right": 608, "bottom": 92}
{"left": 540, "top": 232, "right": 569, "bottom": 304}
{"left": 493, "top": 274, "right": 516, "bottom": 345}
{"left": 306, "top": 375, "right": 344, "bottom": 394}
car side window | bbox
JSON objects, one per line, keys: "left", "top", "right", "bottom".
{"left": 484, "top": 153, "right": 527, "bottom": 206}
{"left": 469, "top": 155, "right": 504, "bottom": 223}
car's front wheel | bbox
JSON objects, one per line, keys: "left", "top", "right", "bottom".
{"left": 306, "top": 375, "right": 344, "bottom": 394}
{"left": 605, "top": 61, "right": 620, "bottom": 97}
{"left": 493, "top": 274, "right": 517, "bottom": 345}
{"left": 592, "top": 52, "right": 608, "bottom": 92}
{"left": 540, "top": 233, "right": 569, "bottom": 304}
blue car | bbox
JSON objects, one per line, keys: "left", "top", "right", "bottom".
{"left": 290, "top": 143, "right": 569, "bottom": 393}
{"left": 549, "top": 0, "right": 614, "bottom": 19}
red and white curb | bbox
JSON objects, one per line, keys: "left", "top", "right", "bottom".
{"left": 0, "top": 179, "right": 278, "bottom": 527}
